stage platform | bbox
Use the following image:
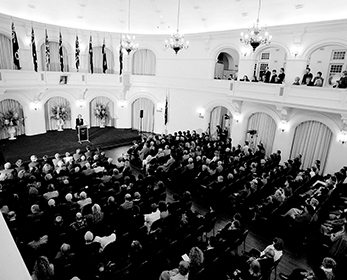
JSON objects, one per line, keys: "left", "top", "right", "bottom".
{"left": 0, "top": 127, "right": 141, "bottom": 164}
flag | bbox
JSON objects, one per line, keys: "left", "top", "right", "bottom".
{"left": 164, "top": 93, "right": 169, "bottom": 125}
{"left": 119, "top": 39, "right": 123, "bottom": 76}
{"left": 75, "top": 35, "right": 80, "bottom": 71}
{"left": 59, "top": 32, "right": 64, "bottom": 72}
{"left": 102, "top": 38, "right": 108, "bottom": 73}
{"left": 11, "top": 22, "right": 21, "bottom": 69}
{"left": 45, "top": 29, "right": 50, "bottom": 71}
{"left": 31, "top": 27, "right": 38, "bottom": 72}
{"left": 89, "top": 36, "right": 93, "bottom": 74}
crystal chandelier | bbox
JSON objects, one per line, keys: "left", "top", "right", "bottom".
{"left": 165, "top": 0, "right": 189, "bottom": 54}
{"left": 121, "top": 0, "right": 138, "bottom": 54}
{"left": 240, "top": 0, "right": 272, "bottom": 52}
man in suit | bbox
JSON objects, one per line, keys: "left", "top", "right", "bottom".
{"left": 264, "top": 66, "right": 271, "bottom": 83}
{"left": 75, "top": 114, "right": 84, "bottom": 140}
{"left": 301, "top": 68, "right": 313, "bottom": 85}
{"left": 270, "top": 69, "right": 277, "bottom": 83}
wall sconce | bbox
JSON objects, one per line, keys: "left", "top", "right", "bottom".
{"left": 338, "top": 130, "right": 347, "bottom": 144}
{"left": 118, "top": 100, "right": 127, "bottom": 108}
{"left": 234, "top": 112, "right": 241, "bottom": 123}
{"left": 76, "top": 99, "right": 86, "bottom": 108}
{"left": 157, "top": 102, "right": 165, "bottom": 112}
{"left": 291, "top": 46, "right": 300, "bottom": 57}
{"left": 197, "top": 108, "right": 205, "bottom": 118}
{"left": 241, "top": 48, "right": 249, "bottom": 57}
{"left": 30, "top": 100, "right": 40, "bottom": 111}
{"left": 279, "top": 120, "right": 288, "bottom": 132}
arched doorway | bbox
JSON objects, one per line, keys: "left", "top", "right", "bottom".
{"left": 290, "top": 121, "right": 332, "bottom": 173}
{"left": 0, "top": 99, "right": 25, "bottom": 139}
{"left": 44, "top": 97, "right": 72, "bottom": 131}
{"left": 214, "top": 48, "right": 239, "bottom": 79}
{"left": 245, "top": 113, "right": 276, "bottom": 155}
{"left": 132, "top": 98, "right": 155, "bottom": 133}
{"left": 209, "top": 106, "right": 232, "bottom": 140}
{"left": 89, "top": 97, "right": 114, "bottom": 127}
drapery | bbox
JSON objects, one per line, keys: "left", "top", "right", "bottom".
{"left": 0, "top": 99, "right": 25, "bottom": 139}
{"left": 40, "top": 42, "right": 69, "bottom": 72}
{"left": 44, "top": 97, "right": 72, "bottom": 130}
{"left": 92, "top": 46, "right": 115, "bottom": 74}
{"left": 132, "top": 98, "right": 155, "bottom": 133}
{"left": 132, "top": 49, "right": 156, "bottom": 75}
{"left": 246, "top": 113, "right": 276, "bottom": 155}
{"left": 0, "top": 34, "right": 12, "bottom": 69}
{"left": 290, "top": 121, "right": 332, "bottom": 173}
{"left": 89, "top": 96, "right": 114, "bottom": 126}
{"left": 209, "top": 106, "right": 231, "bottom": 139}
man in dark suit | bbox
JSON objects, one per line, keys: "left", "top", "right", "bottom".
{"left": 270, "top": 69, "right": 277, "bottom": 83}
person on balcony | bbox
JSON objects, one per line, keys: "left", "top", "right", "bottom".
{"left": 313, "top": 71, "right": 324, "bottom": 87}
{"left": 277, "top": 68, "right": 285, "bottom": 84}
{"left": 301, "top": 68, "right": 313, "bottom": 85}
{"left": 337, "top": 70, "right": 347, "bottom": 88}
{"left": 270, "top": 69, "right": 277, "bottom": 83}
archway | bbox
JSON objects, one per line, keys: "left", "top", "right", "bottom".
{"left": 290, "top": 121, "right": 332, "bottom": 173}
{"left": 89, "top": 96, "right": 115, "bottom": 127}
{"left": 89, "top": 97, "right": 115, "bottom": 127}
{"left": 0, "top": 34, "right": 12, "bottom": 69}
{"left": 0, "top": 99, "right": 25, "bottom": 139}
{"left": 209, "top": 106, "right": 232, "bottom": 140}
{"left": 214, "top": 48, "right": 239, "bottom": 79}
{"left": 308, "top": 45, "right": 347, "bottom": 87}
{"left": 131, "top": 98, "right": 155, "bottom": 133}
{"left": 132, "top": 49, "right": 156, "bottom": 75}
{"left": 40, "top": 41, "right": 69, "bottom": 72}
{"left": 44, "top": 97, "right": 72, "bottom": 131}
{"left": 245, "top": 112, "right": 276, "bottom": 156}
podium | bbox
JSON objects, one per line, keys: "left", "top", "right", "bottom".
{"left": 77, "top": 125, "right": 90, "bottom": 144}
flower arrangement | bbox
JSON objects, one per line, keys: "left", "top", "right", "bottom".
{"left": 50, "top": 104, "right": 71, "bottom": 122}
{"left": 94, "top": 103, "right": 108, "bottom": 120}
{"left": 0, "top": 109, "right": 23, "bottom": 128}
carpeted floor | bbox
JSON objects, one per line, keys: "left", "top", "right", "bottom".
{"left": 0, "top": 127, "right": 141, "bottom": 164}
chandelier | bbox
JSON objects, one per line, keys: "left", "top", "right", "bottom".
{"left": 240, "top": 0, "right": 272, "bottom": 52}
{"left": 165, "top": 0, "right": 189, "bottom": 54}
{"left": 121, "top": 0, "right": 138, "bottom": 54}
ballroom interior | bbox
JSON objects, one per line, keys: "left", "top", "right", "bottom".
{"left": 1, "top": 0, "right": 347, "bottom": 279}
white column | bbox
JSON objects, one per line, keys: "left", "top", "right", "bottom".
{"left": 238, "top": 57, "right": 256, "bottom": 80}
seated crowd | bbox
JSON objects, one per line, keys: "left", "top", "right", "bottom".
{"left": 0, "top": 129, "right": 346, "bottom": 280}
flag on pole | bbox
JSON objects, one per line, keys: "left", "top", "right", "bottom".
{"left": 11, "top": 22, "right": 21, "bottom": 69}
{"left": 119, "top": 39, "right": 123, "bottom": 76}
{"left": 102, "top": 38, "right": 108, "bottom": 74}
{"left": 31, "top": 27, "right": 38, "bottom": 72}
{"left": 45, "top": 29, "right": 50, "bottom": 71}
{"left": 59, "top": 32, "right": 64, "bottom": 72}
{"left": 89, "top": 36, "right": 93, "bottom": 74}
{"left": 164, "top": 91, "right": 169, "bottom": 125}
{"left": 75, "top": 35, "right": 80, "bottom": 71}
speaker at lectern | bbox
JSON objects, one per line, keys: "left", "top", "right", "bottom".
{"left": 78, "top": 125, "right": 90, "bottom": 144}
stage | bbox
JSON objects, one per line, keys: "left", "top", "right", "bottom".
{"left": 0, "top": 127, "right": 141, "bottom": 164}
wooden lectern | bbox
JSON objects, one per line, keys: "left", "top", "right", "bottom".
{"left": 77, "top": 125, "right": 90, "bottom": 144}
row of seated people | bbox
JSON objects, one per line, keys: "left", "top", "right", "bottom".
{"left": 0, "top": 144, "right": 223, "bottom": 280}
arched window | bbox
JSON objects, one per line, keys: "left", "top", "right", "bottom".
{"left": 132, "top": 49, "right": 156, "bottom": 76}
{"left": 132, "top": 98, "right": 155, "bottom": 133}
{"left": 290, "top": 121, "right": 332, "bottom": 173}
{"left": 92, "top": 46, "right": 115, "bottom": 74}
{"left": 246, "top": 112, "right": 276, "bottom": 155}
{"left": 44, "top": 97, "right": 72, "bottom": 130}
{"left": 40, "top": 42, "right": 69, "bottom": 72}
{"left": 0, "top": 34, "right": 12, "bottom": 69}
{"left": 89, "top": 96, "right": 114, "bottom": 127}
{"left": 209, "top": 106, "right": 232, "bottom": 139}
{"left": 0, "top": 99, "right": 25, "bottom": 139}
